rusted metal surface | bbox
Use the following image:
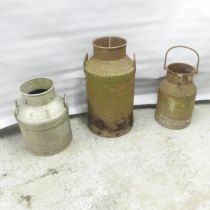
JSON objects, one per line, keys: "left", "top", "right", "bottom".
{"left": 155, "top": 46, "right": 199, "bottom": 129}
{"left": 84, "top": 37, "right": 136, "bottom": 137}
{"left": 15, "top": 78, "right": 72, "bottom": 155}
{"left": 89, "top": 113, "right": 133, "bottom": 137}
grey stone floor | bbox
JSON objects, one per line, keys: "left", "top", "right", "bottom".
{"left": 0, "top": 105, "right": 210, "bottom": 210}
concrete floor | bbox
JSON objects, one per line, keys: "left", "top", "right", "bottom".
{"left": 0, "top": 104, "right": 210, "bottom": 210}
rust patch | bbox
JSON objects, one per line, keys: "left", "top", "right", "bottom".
{"left": 117, "top": 118, "right": 127, "bottom": 131}
{"left": 89, "top": 112, "right": 133, "bottom": 133}
{"left": 89, "top": 115, "right": 106, "bottom": 130}
{"left": 95, "top": 130, "right": 103, "bottom": 136}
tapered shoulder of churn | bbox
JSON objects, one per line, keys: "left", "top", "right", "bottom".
{"left": 85, "top": 36, "right": 135, "bottom": 77}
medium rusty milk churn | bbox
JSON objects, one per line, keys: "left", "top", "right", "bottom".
{"left": 155, "top": 46, "right": 199, "bottom": 129}
{"left": 84, "top": 36, "right": 136, "bottom": 137}
{"left": 15, "top": 78, "right": 72, "bottom": 155}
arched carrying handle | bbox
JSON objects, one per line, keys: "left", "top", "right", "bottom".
{"left": 163, "top": 46, "right": 200, "bottom": 74}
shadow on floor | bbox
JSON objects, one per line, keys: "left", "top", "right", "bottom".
{"left": 0, "top": 124, "right": 20, "bottom": 138}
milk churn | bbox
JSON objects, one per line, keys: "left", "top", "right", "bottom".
{"left": 155, "top": 46, "right": 199, "bottom": 129}
{"left": 15, "top": 78, "right": 72, "bottom": 155}
{"left": 84, "top": 36, "right": 136, "bottom": 137}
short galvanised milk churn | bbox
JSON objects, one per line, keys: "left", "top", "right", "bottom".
{"left": 84, "top": 36, "right": 136, "bottom": 137}
{"left": 15, "top": 78, "right": 72, "bottom": 155}
{"left": 155, "top": 46, "right": 199, "bottom": 129}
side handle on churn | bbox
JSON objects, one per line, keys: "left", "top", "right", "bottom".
{"left": 84, "top": 53, "right": 88, "bottom": 72}
{"left": 63, "top": 94, "right": 69, "bottom": 114}
{"left": 14, "top": 100, "right": 19, "bottom": 119}
{"left": 133, "top": 53, "right": 136, "bottom": 72}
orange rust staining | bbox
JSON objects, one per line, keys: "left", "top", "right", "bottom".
{"left": 84, "top": 37, "right": 135, "bottom": 137}
{"left": 155, "top": 46, "right": 199, "bottom": 129}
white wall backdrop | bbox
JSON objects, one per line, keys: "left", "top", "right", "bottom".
{"left": 1, "top": 0, "right": 210, "bottom": 129}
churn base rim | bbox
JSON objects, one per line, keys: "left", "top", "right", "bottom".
{"left": 25, "top": 138, "right": 72, "bottom": 156}
{"left": 89, "top": 124, "right": 133, "bottom": 138}
{"left": 154, "top": 114, "right": 191, "bottom": 130}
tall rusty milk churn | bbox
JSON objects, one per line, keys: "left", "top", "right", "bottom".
{"left": 155, "top": 46, "right": 199, "bottom": 129}
{"left": 15, "top": 78, "right": 72, "bottom": 155}
{"left": 84, "top": 36, "right": 136, "bottom": 137}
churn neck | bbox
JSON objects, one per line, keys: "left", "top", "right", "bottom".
{"left": 20, "top": 78, "right": 56, "bottom": 106}
{"left": 166, "top": 63, "right": 196, "bottom": 84}
{"left": 93, "top": 36, "right": 127, "bottom": 61}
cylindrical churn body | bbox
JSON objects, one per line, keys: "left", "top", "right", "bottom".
{"left": 84, "top": 37, "right": 136, "bottom": 137}
{"left": 15, "top": 78, "right": 72, "bottom": 155}
{"left": 155, "top": 46, "right": 199, "bottom": 129}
